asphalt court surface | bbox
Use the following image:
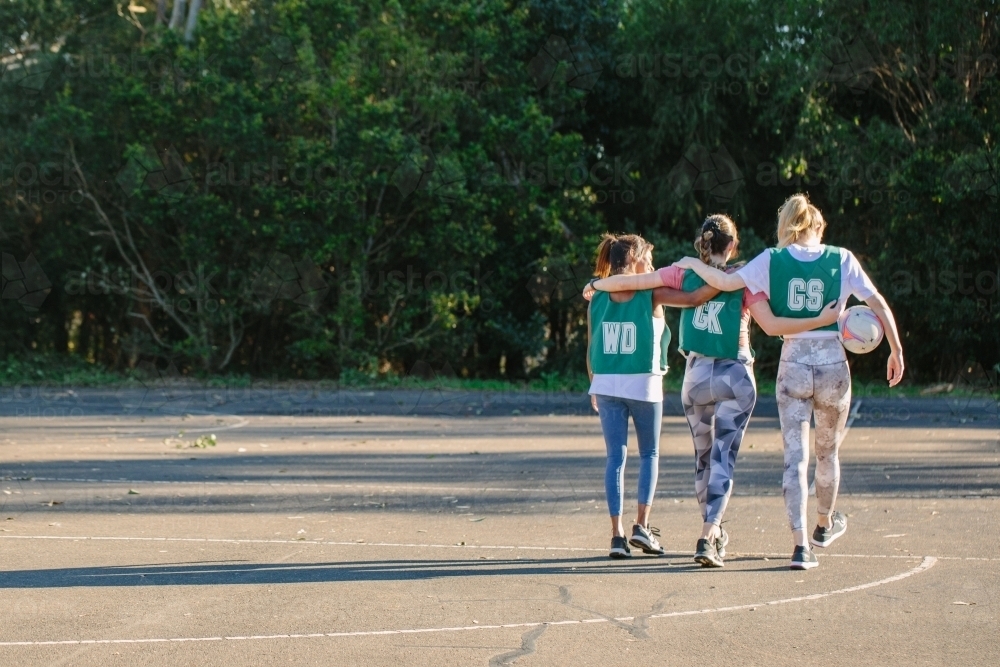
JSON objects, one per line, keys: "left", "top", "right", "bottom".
{"left": 1, "top": 388, "right": 998, "bottom": 665}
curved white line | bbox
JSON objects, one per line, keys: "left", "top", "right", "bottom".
{"left": 107, "top": 416, "right": 250, "bottom": 437}
{"left": 0, "top": 557, "right": 937, "bottom": 647}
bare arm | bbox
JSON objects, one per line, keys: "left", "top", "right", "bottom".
{"left": 674, "top": 256, "right": 746, "bottom": 292}
{"left": 749, "top": 299, "right": 841, "bottom": 336}
{"left": 583, "top": 271, "right": 663, "bottom": 301}
{"left": 864, "top": 292, "right": 905, "bottom": 386}
{"left": 586, "top": 303, "right": 597, "bottom": 412}
{"left": 592, "top": 272, "right": 663, "bottom": 292}
{"left": 653, "top": 284, "right": 720, "bottom": 308}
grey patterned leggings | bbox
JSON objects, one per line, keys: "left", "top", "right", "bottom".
{"left": 776, "top": 338, "right": 852, "bottom": 532}
{"left": 681, "top": 355, "right": 757, "bottom": 526}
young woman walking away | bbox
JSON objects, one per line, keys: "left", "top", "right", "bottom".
{"left": 677, "top": 194, "right": 904, "bottom": 570}
{"left": 586, "top": 233, "right": 716, "bottom": 559}
{"left": 590, "top": 215, "right": 839, "bottom": 567}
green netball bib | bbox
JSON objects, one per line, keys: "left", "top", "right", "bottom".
{"left": 589, "top": 290, "right": 670, "bottom": 374}
{"left": 679, "top": 269, "right": 743, "bottom": 359}
{"left": 768, "top": 246, "right": 842, "bottom": 332}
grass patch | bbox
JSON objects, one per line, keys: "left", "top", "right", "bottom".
{"left": 1, "top": 353, "right": 995, "bottom": 401}
{"left": 1, "top": 354, "right": 123, "bottom": 387}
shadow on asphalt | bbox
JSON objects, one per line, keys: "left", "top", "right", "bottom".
{"left": 0, "top": 555, "right": 794, "bottom": 588}
{"left": 3, "top": 449, "right": 999, "bottom": 516}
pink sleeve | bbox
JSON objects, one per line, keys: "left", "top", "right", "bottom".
{"left": 656, "top": 265, "right": 685, "bottom": 290}
{"left": 743, "top": 288, "right": 767, "bottom": 310}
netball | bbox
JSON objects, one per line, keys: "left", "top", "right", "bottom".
{"left": 838, "top": 305, "right": 885, "bottom": 354}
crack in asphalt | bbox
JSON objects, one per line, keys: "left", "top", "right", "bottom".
{"left": 487, "top": 624, "right": 547, "bottom": 666}
{"left": 557, "top": 584, "right": 674, "bottom": 640}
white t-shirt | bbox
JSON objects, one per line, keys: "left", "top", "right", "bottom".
{"left": 737, "top": 244, "right": 879, "bottom": 339}
{"left": 589, "top": 316, "right": 665, "bottom": 402}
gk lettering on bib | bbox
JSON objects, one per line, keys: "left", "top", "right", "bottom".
{"left": 692, "top": 301, "right": 724, "bottom": 333}
{"left": 679, "top": 268, "right": 743, "bottom": 359}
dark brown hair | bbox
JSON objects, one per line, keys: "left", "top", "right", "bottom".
{"left": 693, "top": 214, "right": 739, "bottom": 267}
{"left": 594, "top": 233, "right": 653, "bottom": 278}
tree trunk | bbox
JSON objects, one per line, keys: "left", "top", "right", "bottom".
{"left": 184, "top": 0, "right": 203, "bottom": 43}
{"left": 168, "top": 0, "right": 186, "bottom": 30}
{"left": 156, "top": 0, "right": 167, "bottom": 25}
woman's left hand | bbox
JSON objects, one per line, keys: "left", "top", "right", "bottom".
{"left": 887, "top": 350, "right": 904, "bottom": 387}
{"left": 590, "top": 395, "right": 599, "bottom": 413}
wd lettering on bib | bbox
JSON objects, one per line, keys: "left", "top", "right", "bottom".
{"left": 589, "top": 291, "right": 670, "bottom": 375}
{"left": 768, "top": 246, "right": 843, "bottom": 331}
{"left": 602, "top": 322, "right": 637, "bottom": 354}
{"left": 679, "top": 269, "right": 743, "bottom": 359}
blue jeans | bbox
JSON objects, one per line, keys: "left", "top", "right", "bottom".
{"left": 594, "top": 395, "right": 662, "bottom": 517}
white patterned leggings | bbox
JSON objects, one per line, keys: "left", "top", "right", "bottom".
{"left": 681, "top": 355, "right": 757, "bottom": 527}
{"left": 776, "top": 338, "right": 852, "bottom": 532}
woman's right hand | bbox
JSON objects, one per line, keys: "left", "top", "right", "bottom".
{"left": 590, "top": 395, "right": 599, "bottom": 413}
{"left": 582, "top": 283, "right": 595, "bottom": 301}
{"left": 817, "top": 300, "right": 842, "bottom": 327}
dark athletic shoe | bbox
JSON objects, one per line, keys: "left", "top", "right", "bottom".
{"left": 629, "top": 524, "right": 665, "bottom": 555}
{"left": 609, "top": 536, "right": 633, "bottom": 559}
{"left": 790, "top": 545, "right": 818, "bottom": 570}
{"left": 694, "top": 538, "right": 724, "bottom": 568}
{"left": 715, "top": 528, "right": 729, "bottom": 559}
{"left": 810, "top": 511, "right": 847, "bottom": 548}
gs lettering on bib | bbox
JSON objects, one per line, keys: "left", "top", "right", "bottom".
{"left": 589, "top": 290, "right": 670, "bottom": 375}
{"left": 768, "top": 246, "right": 842, "bottom": 331}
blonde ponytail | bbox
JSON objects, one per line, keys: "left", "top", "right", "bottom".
{"left": 776, "top": 194, "right": 826, "bottom": 248}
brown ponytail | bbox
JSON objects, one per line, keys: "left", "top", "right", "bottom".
{"left": 693, "top": 214, "right": 739, "bottom": 267}
{"left": 594, "top": 233, "right": 653, "bottom": 278}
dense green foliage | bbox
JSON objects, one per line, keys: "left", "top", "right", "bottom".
{"left": 1, "top": 0, "right": 997, "bottom": 385}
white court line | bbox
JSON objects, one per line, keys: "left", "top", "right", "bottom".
{"left": 1, "top": 534, "right": 997, "bottom": 561}
{"left": 22, "top": 478, "right": 607, "bottom": 494}
{"left": 102, "top": 416, "right": 251, "bottom": 437}
{"left": 0, "top": 556, "right": 937, "bottom": 647}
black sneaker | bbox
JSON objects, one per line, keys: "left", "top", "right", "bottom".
{"left": 609, "top": 536, "right": 632, "bottom": 559}
{"left": 629, "top": 524, "right": 665, "bottom": 555}
{"left": 810, "top": 511, "right": 847, "bottom": 548}
{"left": 694, "top": 538, "right": 724, "bottom": 567}
{"left": 790, "top": 545, "right": 818, "bottom": 570}
{"left": 715, "top": 528, "right": 729, "bottom": 559}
